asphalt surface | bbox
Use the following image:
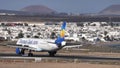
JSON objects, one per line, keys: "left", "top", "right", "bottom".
{"left": 0, "top": 53, "right": 120, "bottom": 61}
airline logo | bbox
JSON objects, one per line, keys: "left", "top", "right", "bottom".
{"left": 18, "top": 39, "right": 38, "bottom": 45}
{"left": 60, "top": 30, "right": 65, "bottom": 38}
{"left": 60, "top": 21, "right": 66, "bottom": 38}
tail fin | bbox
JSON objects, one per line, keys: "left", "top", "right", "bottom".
{"left": 55, "top": 21, "right": 66, "bottom": 46}
{"left": 60, "top": 21, "right": 66, "bottom": 38}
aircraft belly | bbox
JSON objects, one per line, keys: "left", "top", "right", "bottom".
{"left": 39, "top": 44, "right": 58, "bottom": 51}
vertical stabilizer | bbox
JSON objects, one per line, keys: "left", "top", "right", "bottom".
{"left": 55, "top": 21, "right": 66, "bottom": 46}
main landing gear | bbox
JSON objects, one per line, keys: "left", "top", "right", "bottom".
{"left": 28, "top": 50, "right": 33, "bottom": 57}
{"left": 48, "top": 51, "right": 57, "bottom": 57}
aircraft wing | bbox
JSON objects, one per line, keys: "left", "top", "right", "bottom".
{"left": 63, "top": 45, "right": 82, "bottom": 48}
{"left": 64, "top": 42, "right": 82, "bottom": 48}
{"left": 66, "top": 41, "right": 82, "bottom": 46}
{"left": 7, "top": 45, "right": 37, "bottom": 51}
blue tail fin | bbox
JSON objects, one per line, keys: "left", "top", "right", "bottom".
{"left": 55, "top": 21, "right": 66, "bottom": 46}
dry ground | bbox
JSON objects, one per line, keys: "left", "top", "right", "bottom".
{"left": 0, "top": 62, "right": 120, "bottom": 68}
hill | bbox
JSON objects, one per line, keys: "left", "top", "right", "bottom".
{"left": 99, "top": 5, "right": 120, "bottom": 15}
{"left": 21, "top": 5, "right": 57, "bottom": 15}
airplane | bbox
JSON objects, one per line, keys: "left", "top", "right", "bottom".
{"left": 9, "top": 21, "right": 81, "bottom": 57}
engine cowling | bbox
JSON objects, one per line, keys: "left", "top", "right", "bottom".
{"left": 16, "top": 48, "right": 21, "bottom": 55}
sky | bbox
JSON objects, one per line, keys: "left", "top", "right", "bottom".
{"left": 0, "top": 0, "right": 120, "bottom": 14}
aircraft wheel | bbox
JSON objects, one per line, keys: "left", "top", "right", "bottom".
{"left": 21, "top": 49, "right": 25, "bottom": 55}
{"left": 48, "top": 51, "right": 57, "bottom": 57}
{"left": 28, "top": 53, "right": 33, "bottom": 57}
{"left": 28, "top": 50, "right": 33, "bottom": 57}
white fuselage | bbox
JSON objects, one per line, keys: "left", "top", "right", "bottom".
{"left": 17, "top": 38, "right": 59, "bottom": 52}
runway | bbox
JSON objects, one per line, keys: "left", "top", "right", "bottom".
{"left": 0, "top": 53, "right": 120, "bottom": 61}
